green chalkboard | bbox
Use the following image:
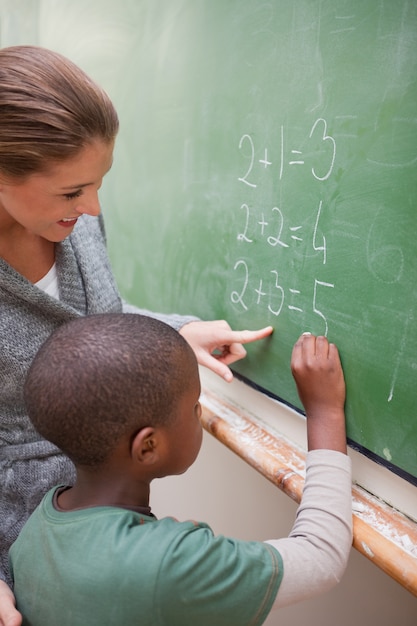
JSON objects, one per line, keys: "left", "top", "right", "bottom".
{"left": 103, "top": 1, "right": 417, "bottom": 485}
{"left": 1, "top": 1, "right": 416, "bottom": 484}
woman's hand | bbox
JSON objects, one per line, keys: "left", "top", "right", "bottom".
{"left": 0, "top": 581, "right": 21, "bottom": 626}
{"left": 179, "top": 320, "right": 273, "bottom": 381}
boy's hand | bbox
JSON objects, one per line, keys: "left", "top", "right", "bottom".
{"left": 291, "top": 333, "right": 347, "bottom": 453}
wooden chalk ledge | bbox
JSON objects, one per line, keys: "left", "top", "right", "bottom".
{"left": 200, "top": 388, "right": 417, "bottom": 597}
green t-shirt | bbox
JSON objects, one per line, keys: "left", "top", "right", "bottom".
{"left": 10, "top": 487, "right": 283, "bottom": 625}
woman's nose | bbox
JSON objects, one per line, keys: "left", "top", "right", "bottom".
{"left": 75, "top": 191, "right": 101, "bottom": 217}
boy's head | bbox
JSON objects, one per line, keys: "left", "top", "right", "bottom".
{"left": 24, "top": 314, "right": 202, "bottom": 475}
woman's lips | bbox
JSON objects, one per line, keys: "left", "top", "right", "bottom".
{"left": 57, "top": 217, "right": 78, "bottom": 228}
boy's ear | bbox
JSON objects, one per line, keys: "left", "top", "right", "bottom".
{"left": 131, "top": 426, "right": 159, "bottom": 465}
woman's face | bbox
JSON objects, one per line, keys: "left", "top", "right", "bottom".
{"left": 0, "top": 138, "right": 114, "bottom": 242}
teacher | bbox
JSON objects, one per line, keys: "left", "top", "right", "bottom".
{"left": 0, "top": 45, "right": 272, "bottom": 623}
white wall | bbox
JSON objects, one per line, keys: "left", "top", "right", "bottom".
{"left": 151, "top": 430, "right": 417, "bottom": 625}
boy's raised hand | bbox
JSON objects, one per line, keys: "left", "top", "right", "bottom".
{"left": 291, "top": 333, "right": 347, "bottom": 454}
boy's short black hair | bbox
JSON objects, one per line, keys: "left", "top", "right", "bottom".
{"left": 24, "top": 314, "right": 198, "bottom": 467}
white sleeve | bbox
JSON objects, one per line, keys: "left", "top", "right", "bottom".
{"left": 265, "top": 449, "right": 352, "bottom": 608}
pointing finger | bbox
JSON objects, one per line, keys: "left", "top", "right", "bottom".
{"left": 227, "top": 326, "right": 274, "bottom": 345}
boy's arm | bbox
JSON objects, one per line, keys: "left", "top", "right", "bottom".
{"left": 266, "top": 333, "right": 352, "bottom": 608}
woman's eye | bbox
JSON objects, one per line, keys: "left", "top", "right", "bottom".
{"left": 63, "top": 189, "right": 83, "bottom": 201}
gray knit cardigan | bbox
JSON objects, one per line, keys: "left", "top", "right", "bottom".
{"left": 0, "top": 213, "right": 197, "bottom": 584}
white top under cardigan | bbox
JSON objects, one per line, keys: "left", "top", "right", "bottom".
{"left": 35, "top": 263, "right": 60, "bottom": 299}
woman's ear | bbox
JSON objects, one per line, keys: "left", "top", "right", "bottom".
{"left": 131, "top": 426, "right": 159, "bottom": 465}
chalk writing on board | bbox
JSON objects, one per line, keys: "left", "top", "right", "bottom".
{"left": 309, "top": 118, "right": 336, "bottom": 181}
{"left": 238, "top": 119, "right": 336, "bottom": 185}
{"left": 313, "top": 200, "right": 326, "bottom": 265}
{"left": 231, "top": 260, "right": 334, "bottom": 336}
{"left": 232, "top": 119, "right": 336, "bottom": 335}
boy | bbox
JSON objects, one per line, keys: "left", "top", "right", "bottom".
{"left": 10, "top": 314, "right": 352, "bottom": 625}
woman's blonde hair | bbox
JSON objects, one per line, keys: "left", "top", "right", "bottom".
{"left": 0, "top": 45, "right": 119, "bottom": 179}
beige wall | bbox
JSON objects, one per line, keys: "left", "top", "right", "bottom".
{"left": 151, "top": 430, "right": 416, "bottom": 625}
